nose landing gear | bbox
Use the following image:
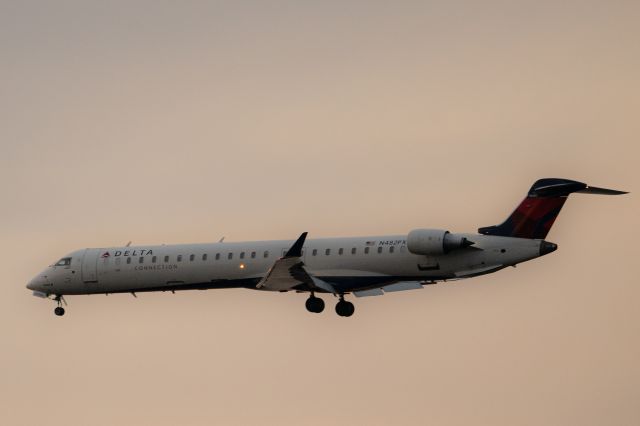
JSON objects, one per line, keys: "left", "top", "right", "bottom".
{"left": 53, "top": 295, "right": 66, "bottom": 316}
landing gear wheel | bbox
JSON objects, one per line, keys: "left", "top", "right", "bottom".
{"left": 335, "top": 300, "right": 355, "bottom": 317}
{"left": 53, "top": 295, "right": 66, "bottom": 316}
{"left": 305, "top": 296, "right": 325, "bottom": 313}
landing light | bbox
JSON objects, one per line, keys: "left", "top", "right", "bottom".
{"left": 239, "top": 263, "right": 245, "bottom": 269}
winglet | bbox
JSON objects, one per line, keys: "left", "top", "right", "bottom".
{"left": 285, "top": 232, "right": 308, "bottom": 258}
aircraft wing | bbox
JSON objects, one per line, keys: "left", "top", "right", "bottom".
{"left": 353, "top": 281, "right": 424, "bottom": 297}
{"left": 256, "top": 232, "right": 336, "bottom": 293}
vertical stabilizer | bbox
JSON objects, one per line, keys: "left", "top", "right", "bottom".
{"left": 478, "top": 178, "right": 627, "bottom": 239}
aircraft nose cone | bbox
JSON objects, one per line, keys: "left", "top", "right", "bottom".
{"left": 540, "top": 241, "right": 558, "bottom": 256}
{"left": 27, "top": 275, "right": 44, "bottom": 291}
{"left": 26, "top": 278, "right": 39, "bottom": 291}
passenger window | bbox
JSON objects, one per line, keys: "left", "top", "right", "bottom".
{"left": 389, "top": 246, "right": 395, "bottom": 254}
{"left": 216, "top": 253, "right": 221, "bottom": 260}
{"left": 177, "top": 255, "right": 183, "bottom": 262}
{"left": 240, "top": 252, "right": 245, "bottom": 259}
{"left": 139, "top": 257, "right": 144, "bottom": 263}
{"left": 312, "top": 249, "right": 317, "bottom": 256}
{"left": 364, "top": 247, "right": 370, "bottom": 254}
{"left": 164, "top": 255, "right": 169, "bottom": 263}
{"left": 202, "top": 254, "right": 208, "bottom": 261}
{"left": 263, "top": 251, "right": 269, "bottom": 258}
{"left": 190, "top": 254, "right": 195, "bottom": 261}
{"left": 228, "top": 253, "right": 233, "bottom": 260}
{"left": 338, "top": 248, "right": 344, "bottom": 255}
{"left": 377, "top": 247, "right": 383, "bottom": 254}
{"left": 127, "top": 257, "right": 132, "bottom": 264}
{"left": 251, "top": 251, "right": 256, "bottom": 259}
{"left": 55, "top": 258, "right": 71, "bottom": 266}
{"left": 351, "top": 247, "right": 356, "bottom": 255}
{"left": 325, "top": 249, "right": 331, "bottom": 256}
{"left": 152, "top": 256, "right": 157, "bottom": 263}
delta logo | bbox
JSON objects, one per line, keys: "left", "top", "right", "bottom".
{"left": 101, "top": 249, "right": 154, "bottom": 258}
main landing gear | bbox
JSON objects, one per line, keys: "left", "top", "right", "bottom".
{"left": 305, "top": 293, "right": 355, "bottom": 317}
{"left": 305, "top": 293, "right": 325, "bottom": 313}
{"left": 53, "top": 295, "right": 66, "bottom": 316}
{"left": 335, "top": 296, "right": 355, "bottom": 317}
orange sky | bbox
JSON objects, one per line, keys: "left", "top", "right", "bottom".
{"left": 2, "top": 1, "right": 639, "bottom": 425}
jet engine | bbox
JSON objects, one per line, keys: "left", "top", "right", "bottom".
{"left": 407, "top": 229, "right": 474, "bottom": 255}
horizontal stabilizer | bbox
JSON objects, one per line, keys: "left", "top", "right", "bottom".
{"left": 576, "top": 186, "right": 628, "bottom": 195}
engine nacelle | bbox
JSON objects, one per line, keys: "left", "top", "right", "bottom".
{"left": 407, "top": 229, "right": 473, "bottom": 255}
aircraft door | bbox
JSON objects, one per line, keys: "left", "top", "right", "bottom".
{"left": 81, "top": 248, "right": 101, "bottom": 283}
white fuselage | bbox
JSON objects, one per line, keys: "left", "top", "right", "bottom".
{"left": 27, "top": 234, "right": 546, "bottom": 296}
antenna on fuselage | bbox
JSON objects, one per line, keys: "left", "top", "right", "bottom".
{"left": 219, "top": 236, "right": 225, "bottom": 243}
{"left": 125, "top": 241, "right": 132, "bottom": 247}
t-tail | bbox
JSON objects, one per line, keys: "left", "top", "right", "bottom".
{"left": 478, "top": 178, "right": 628, "bottom": 240}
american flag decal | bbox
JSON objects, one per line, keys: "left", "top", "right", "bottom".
{"left": 101, "top": 252, "right": 110, "bottom": 258}
{"left": 365, "top": 241, "right": 376, "bottom": 246}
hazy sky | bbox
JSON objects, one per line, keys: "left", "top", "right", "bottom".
{"left": 2, "top": 1, "right": 638, "bottom": 425}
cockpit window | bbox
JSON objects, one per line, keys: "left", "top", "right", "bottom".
{"left": 55, "top": 258, "right": 71, "bottom": 266}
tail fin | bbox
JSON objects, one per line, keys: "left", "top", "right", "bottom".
{"left": 478, "top": 178, "right": 627, "bottom": 239}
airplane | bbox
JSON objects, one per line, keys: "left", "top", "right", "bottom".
{"left": 27, "top": 178, "right": 627, "bottom": 317}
